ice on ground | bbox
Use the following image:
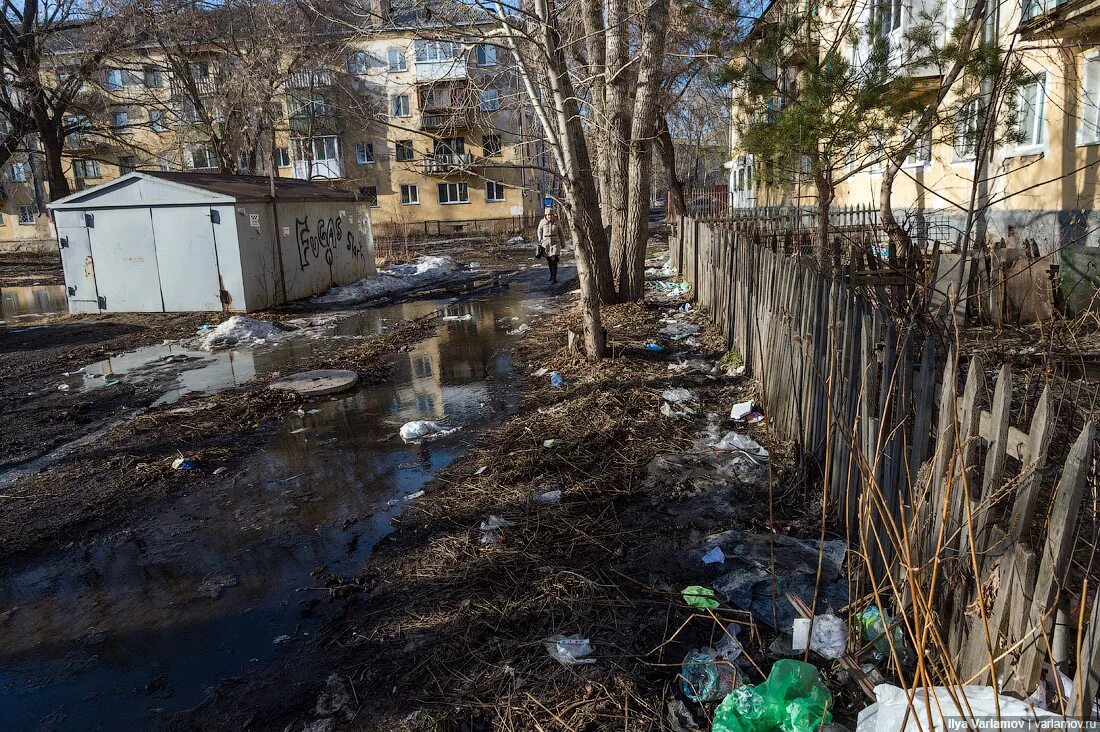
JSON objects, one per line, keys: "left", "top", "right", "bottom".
{"left": 313, "top": 255, "right": 464, "bottom": 305}
{"left": 199, "top": 316, "right": 283, "bottom": 351}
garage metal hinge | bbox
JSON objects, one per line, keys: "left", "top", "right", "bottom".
{"left": 84, "top": 213, "right": 94, "bottom": 228}
{"left": 97, "top": 295, "right": 106, "bottom": 310}
{"left": 219, "top": 289, "right": 230, "bottom": 305}
{"left": 59, "top": 236, "right": 69, "bottom": 249}
{"left": 210, "top": 209, "right": 221, "bottom": 224}
{"left": 67, "top": 286, "right": 76, "bottom": 296}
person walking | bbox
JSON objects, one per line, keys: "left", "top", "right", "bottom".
{"left": 536, "top": 207, "right": 562, "bottom": 284}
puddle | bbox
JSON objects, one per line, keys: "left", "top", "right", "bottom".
{"left": 0, "top": 285, "right": 68, "bottom": 322}
{"left": 0, "top": 284, "right": 554, "bottom": 731}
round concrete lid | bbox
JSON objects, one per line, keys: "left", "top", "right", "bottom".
{"left": 268, "top": 369, "right": 359, "bottom": 396}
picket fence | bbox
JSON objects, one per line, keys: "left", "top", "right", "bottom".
{"left": 671, "top": 216, "right": 1100, "bottom": 712}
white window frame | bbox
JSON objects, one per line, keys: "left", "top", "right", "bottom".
{"left": 479, "top": 88, "right": 500, "bottom": 111}
{"left": 903, "top": 127, "right": 933, "bottom": 168}
{"left": 395, "top": 140, "right": 414, "bottom": 162}
{"left": 400, "top": 183, "right": 419, "bottom": 205}
{"left": 438, "top": 181, "right": 469, "bottom": 204}
{"left": 17, "top": 205, "right": 36, "bottom": 225}
{"left": 274, "top": 147, "right": 291, "bottom": 167}
{"left": 105, "top": 68, "right": 125, "bottom": 90}
{"left": 191, "top": 147, "right": 217, "bottom": 170}
{"left": 485, "top": 180, "right": 506, "bottom": 202}
{"left": 476, "top": 44, "right": 498, "bottom": 66}
{"left": 387, "top": 48, "right": 407, "bottom": 72}
{"left": 1078, "top": 53, "right": 1100, "bottom": 146}
{"left": 1009, "top": 72, "right": 1047, "bottom": 156}
{"left": 346, "top": 51, "right": 370, "bottom": 74}
{"left": 391, "top": 94, "right": 410, "bottom": 117}
{"left": 112, "top": 109, "right": 131, "bottom": 134}
{"left": 415, "top": 40, "right": 458, "bottom": 63}
{"left": 355, "top": 142, "right": 374, "bottom": 164}
{"left": 144, "top": 67, "right": 162, "bottom": 88}
{"left": 953, "top": 98, "right": 982, "bottom": 162}
{"left": 74, "top": 158, "right": 101, "bottom": 179}
{"left": 9, "top": 161, "right": 28, "bottom": 182}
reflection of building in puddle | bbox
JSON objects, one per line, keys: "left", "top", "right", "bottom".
{"left": 0, "top": 285, "right": 67, "bottom": 319}
{"left": 82, "top": 345, "right": 259, "bottom": 405}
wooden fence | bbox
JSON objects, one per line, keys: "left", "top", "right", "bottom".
{"left": 673, "top": 216, "right": 1099, "bottom": 712}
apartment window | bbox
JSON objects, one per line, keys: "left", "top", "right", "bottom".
{"left": 192, "top": 147, "right": 217, "bottom": 170}
{"left": 485, "top": 180, "right": 506, "bottom": 202}
{"left": 414, "top": 40, "right": 457, "bottom": 63}
{"left": 476, "top": 44, "right": 498, "bottom": 66}
{"left": 291, "top": 93, "right": 332, "bottom": 119}
{"left": 18, "top": 205, "right": 35, "bottom": 225}
{"left": 73, "top": 159, "right": 101, "bottom": 179}
{"left": 400, "top": 183, "right": 419, "bottom": 204}
{"left": 903, "top": 128, "right": 933, "bottom": 167}
{"left": 1021, "top": 0, "right": 1046, "bottom": 21}
{"left": 437, "top": 181, "right": 469, "bottom": 204}
{"left": 119, "top": 156, "right": 137, "bottom": 174}
{"left": 355, "top": 142, "right": 375, "bottom": 164}
{"left": 191, "top": 61, "right": 210, "bottom": 78}
{"left": 359, "top": 186, "right": 379, "bottom": 206}
{"left": 8, "top": 162, "right": 28, "bottom": 182}
{"left": 1014, "top": 73, "right": 1046, "bottom": 150}
{"left": 274, "top": 147, "right": 290, "bottom": 167}
{"left": 482, "top": 133, "right": 502, "bottom": 156}
{"left": 395, "top": 139, "right": 414, "bottom": 161}
{"left": 105, "top": 68, "right": 125, "bottom": 90}
{"left": 144, "top": 67, "right": 162, "bottom": 87}
{"left": 479, "top": 88, "right": 500, "bottom": 111}
{"left": 876, "top": 0, "right": 904, "bottom": 35}
{"left": 293, "top": 136, "right": 339, "bottom": 162}
{"left": 112, "top": 109, "right": 131, "bottom": 134}
{"left": 1080, "top": 55, "right": 1100, "bottom": 145}
{"left": 387, "top": 48, "right": 407, "bottom": 71}
{"left": 237, "top": 150, "right": 255, "bottom": 171}
{"left": 954, "top": 98, "right": 982, "bottom": 160}
{"left": 147, "top": 108, "right": 167, "bottom": 133}
{"left": 391, "top": 94, "right": 410, "bottom": 117}
{"left": 346, "top": 51, "right": 370, "bottom": 74}
{"left": 434, "top": 137, "right": 465, "bottom": 156}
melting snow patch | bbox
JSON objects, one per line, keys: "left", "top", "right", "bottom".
{"left": 199, "top": 316, "right": 283, "bottom": 351}
{"left": 313, "top": 255, "right": 464, "bottom": 305}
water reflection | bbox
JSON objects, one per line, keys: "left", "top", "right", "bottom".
{"left": 0, "top": 289, "right": 539, "bottom": 731}
{"left": 0, "top": 285, "right": 68, "bottom": 321}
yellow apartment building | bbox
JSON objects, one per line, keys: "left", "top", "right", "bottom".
{"left": 728, "top": 0, "right": 1100, "bottom": 254}
{"left": 0, "top": 10, "right": 544, "bottom": 253}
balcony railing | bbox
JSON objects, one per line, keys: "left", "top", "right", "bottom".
{"left": 420, "top": 110, "right": 473, "bottom": 130}
{"left": 421, "top": 152, "right": 473, "bottom": 176}
{"left": 293, "top": 158, "right": 343, "bottom": 180}
{"left": 287, "top": 69, "right": 335, "bottom": 88}
{"left": 169, "top": 76, "right": 219, "bottom": 98}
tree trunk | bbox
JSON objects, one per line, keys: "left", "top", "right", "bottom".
{"left": 814, "top": 179, "right": 832, "bottom": 269}
{"left": 656, "top": 114, "right": 687, "bottom": 218}
{"left": 37, "top": 116, "right": 70, "bottom": 201}
{"left": 604, "top": 0, "right": 631, "bottom": 298}
{"left": 613, "top": 0, "right": 671, "bottom": 302}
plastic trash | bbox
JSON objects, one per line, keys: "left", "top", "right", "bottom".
{"left": 545, "top": 634, "right": 595, "bottom": 665}
{"left": 549, "top": 371, "right": 565, "bottom": 388}
{"left": 713, "top": 660, "right": 833, "bottom": 732}
{"left": 508, "top": 323, "right": 530, "bottom": 336}
{"left": 441, "top": 314, "right": 474, "bottom": 321}
{"left": 792, "top": 618, "right": 812, "bottom": 651}
{"left": 809, "top": 614, "right": 847, "bottom": 659}
{"left": 748, "top": 412, "right": 766, "bottom": 425}
{"left": 662, "top": 387, "right": 698, "bottom": 419}
{"left": 480, "top": 515, "right": 515, "bottom": 530}
{"left": 855, "top": 684, "right": 1066, "bottom": 732}
{"left": 646, "top": 342, "right": 666, "bottom": 352}
{"left": 682, "top": 586, "right": 720, "bottom": 609}
{"left": 172, "top": 457, "right": 196, "bottom": 470}
{"left": 399, "top": 420, "right": 458, "bottom": 442}
{"left": 715, "top": 432, "right": 768, "bottom": 456}
{"left": 57, "top": 383, "right": 70, "bottom": 391}
{"left": 858, "top": 606, "right": 910, "bottom": 664}
{"left": 716, "top": 624, "right": 744, "bottom": 662}
{"left": 533, "top": 367, "right": 550, "bottom": 377}
{"left": 535, "top": 489, "right": 562, "bottom": 503}
{"left": 702, "top": 546, "right": 727, "bottom": 565}
{"left": 680, "top": 647, "right": 739, "bottom": 702}
{"left": 730, "top": 400, "right": 753, "bottom": 420}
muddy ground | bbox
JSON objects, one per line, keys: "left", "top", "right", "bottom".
{"left": 0, "top": 252, "right": 63, "bottom": 287}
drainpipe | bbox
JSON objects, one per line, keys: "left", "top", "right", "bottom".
{"left": 269, "top": 133, "right": 288, "bottom": 304}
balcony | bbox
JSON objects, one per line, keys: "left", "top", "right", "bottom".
{"left": 420, "top": 110, "right": 473, "bottom": 130}
{"left": 287, "top": 69, "right": 335, "bottom": 88}
{"left": 169, "top": 76, "right": 219, "bottom": 98}
{"left": 422, "top": 153, "right": 473, "bottom": 176}
{"left": 293, "top": 159, "right": 343, "bottom": 180}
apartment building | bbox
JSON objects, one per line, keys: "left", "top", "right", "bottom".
{"left": 728, "top": 0, "right": 1100, "bottom": 253}
{"left": 0, "top": 6, "right": 543, "bottom": 252}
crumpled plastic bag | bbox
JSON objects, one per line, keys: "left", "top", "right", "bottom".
{"left": 713, "top": 660, "right": 832, "bottom": 732}
{"left": 856, "top": 684, "right": 1066, "bottom": 732}
{"left": 399, "top": 420, "right": 459, "bottom": 442}
{"left": 545, "top": 634, "right": 595, "bottom": 665}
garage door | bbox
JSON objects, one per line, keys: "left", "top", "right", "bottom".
{"left": 151, "top": 207, "right": 223, "bottom": 311}
{"left": 55, "top": 210, "right": 100, "bottom": 313}
{"left": 86, "top": 208, "right": 164, "bottom": 312}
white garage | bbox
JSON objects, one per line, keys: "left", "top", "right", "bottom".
{"left": 48, "top": 171, "right": 376, "bottom": 313}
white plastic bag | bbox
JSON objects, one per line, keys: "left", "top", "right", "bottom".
{"left": 545, "top": 634, "right": 596, "bottom": 665}
{"left": 856, "top": 684, "right": 1066, "bottom": 732}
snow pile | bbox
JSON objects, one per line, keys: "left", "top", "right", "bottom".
{"left": 199, "top": 316, "right": 283, "bottom": 351}
{"left": 399, "top": 420, "right": 461, "bottom": 442}
{"left": 314, "top": 255, "right": 464, "bottom": 305}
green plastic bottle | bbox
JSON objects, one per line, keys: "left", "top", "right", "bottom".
{"left": 712, "top": 660, "right": 832, "bottom": 732}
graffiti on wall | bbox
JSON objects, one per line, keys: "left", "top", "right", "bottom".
{"left": 295, "top": 216, "right": 366, "bottom": 269}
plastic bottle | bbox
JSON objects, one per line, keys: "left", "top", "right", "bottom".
{"left": 712, "top": 659, "right": 832, "bottom": 732}
{"left": 679, "top": 648, "right": 739, "bottom": 702}
{"left": 858, "top": 606, "right": 910, "bottom": 664}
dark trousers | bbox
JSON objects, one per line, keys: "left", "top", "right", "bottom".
{"left": 546, "top": 255, "right": 559, "bottom": 282}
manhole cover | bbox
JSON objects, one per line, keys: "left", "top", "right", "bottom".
{"left": 268, "top": 369, "right": 359, "bottom": 396}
